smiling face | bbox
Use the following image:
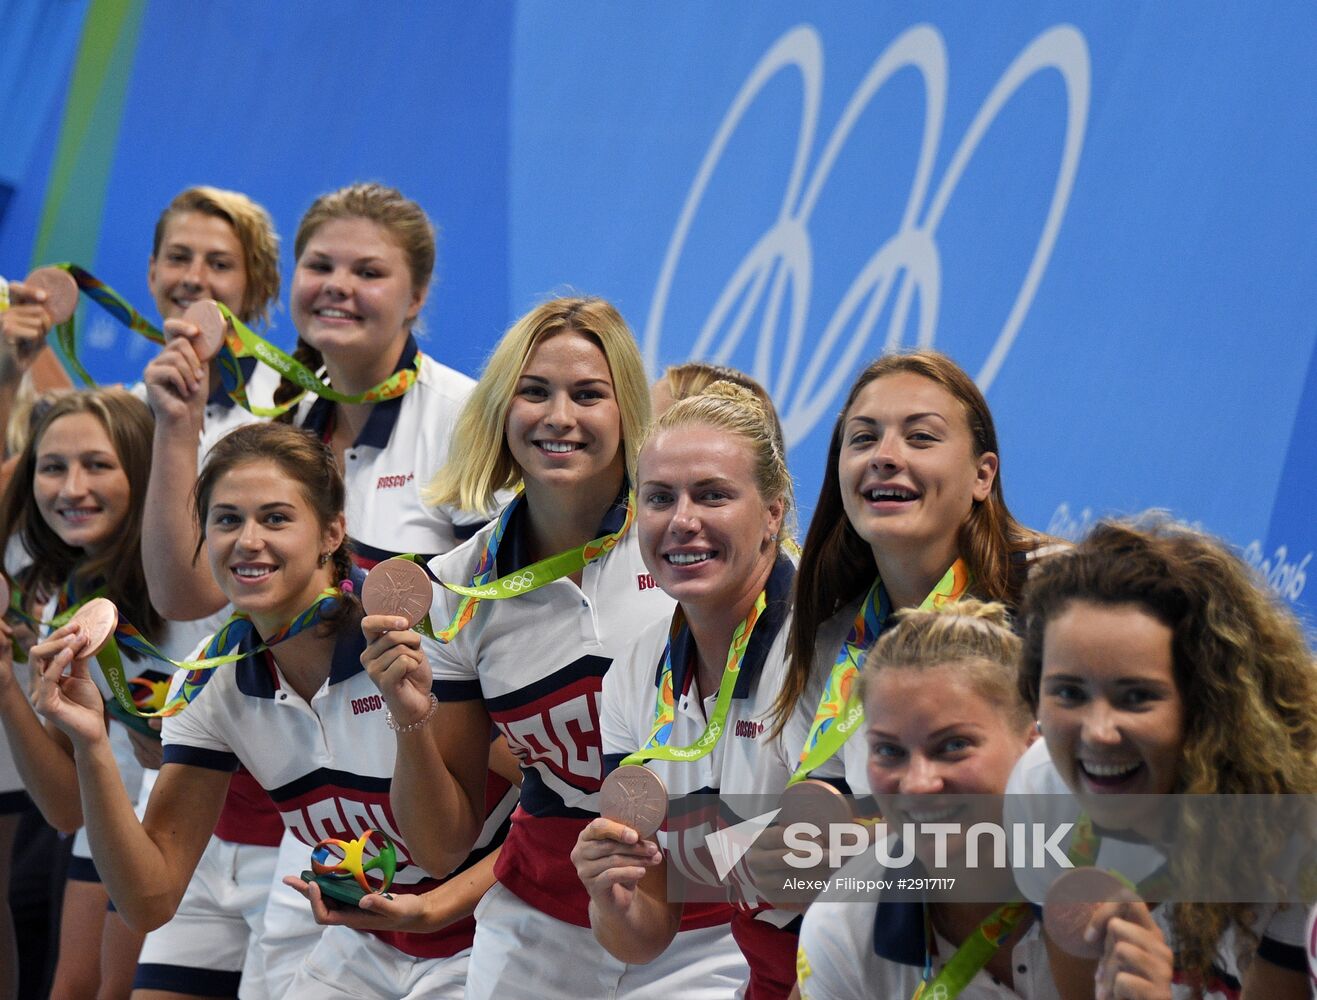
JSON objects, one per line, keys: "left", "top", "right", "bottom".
{"left": 638, "top": 424, "right": 783, "bottom": 615}
{"left": 33, "top": 413, "right": 132, "bottom": 555}
{"left": 290, "top": 216, "right": 424, "bottom": 366}
{"left": 865, "top": 663, "right": 1033, "bottom": 866}
{"left": 1038, "top": 602, "right": 1185, "bottom": 816}
{"left": 838, "top": 372, "right": 997, "bottom": 573}
{"left": 204, "top": 460, "right": 345, "bottom": 630}
{"left": 147, "top": 211, "right": 248, "bottom": 321}
{"left": 505, "top": 331, "right": 625, "bottom": 498}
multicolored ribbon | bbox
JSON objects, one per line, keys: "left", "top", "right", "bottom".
{"left": 621, "top": 590, "right": 768, "bottom": 767}
{"left": 92, "top": 586, "right": 345, "bottom": 720}
{"left": 28, "top": 268, "right": 421, "bottom": 416}
{"left": 212, "top": 301, "right": 422, "bottom": 417}
{"left": 5, "top": 575, "right": 109, "bottom": 662}
{"left": 789, "top": 560, "right": 971, "bottom": 784}
{"left": 1066, "top": 813, "right": 1166, "bottom": 898}
{"left": 422, "top": 490, "right": 636, "bottom": 644}
{"left": 45, "top": 263, "right": 165, "bottom": 385}
{"left": 911, "top": 899, "right": 1030, "bottom": 999}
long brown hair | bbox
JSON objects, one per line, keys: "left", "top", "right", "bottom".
{"left": 1018, "top": 517, "right": 1317, "bottom": 990}
{"left": 273, "top": 182, "right": 436, "bottom": 419}
{"left": 771, "top": 349, "right": 1047, "bottom": 734}
{"left": 0, "top": 389, "right": 162, "bottom": 644}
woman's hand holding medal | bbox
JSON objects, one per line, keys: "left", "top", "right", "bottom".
{"left": 571, "top": 814, "right": 663, "bottom": 916}
{"left": 145, "top": 314, "right": 212, "bottom": 427}
{"left": 30, "top": 599, "right": 120, "bottom": 746}
{"left": 360, "top": 559, "right": 439, "bottom": 729}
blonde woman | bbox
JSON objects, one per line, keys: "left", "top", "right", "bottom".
{"left": 362, "top": 297, "right": 744, "bottom": 997}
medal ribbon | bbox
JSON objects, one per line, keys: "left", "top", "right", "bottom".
{"left": 5, "top": 576, "right": 110, "bottom": 662}
{"left": 92, "top": 586, "right": 344, "bottom": 720}
{"left": 789, "top": 560, "right": 970, "bottom": 784}
{"left": 910, "top": 900, "right": 1030, "bottom": 1000}
{"left": 212, "top": 302, "right": 421, "bottom": 417}
{"left": 620, "top": 589, "right": 767, "bottom": 767}
{"left": 421, "top": 490, "right": 636, "bottom": 643}
{"left": 1066, "top": 813, "right": 1169, "bottom": 898}
{"left": 43, "top": 264, "right": 166, "bottom": 385}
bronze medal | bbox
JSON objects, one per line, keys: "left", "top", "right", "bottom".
{"left": 178, "top": 299, "right": 229, "bottom": 362}
{"left": 1042, "top": 866, "right": 1136, "bottom": 958}
{"left": 361, "top": 559, "right": 433, "bottom": 628}
{"left": 0, "top": 577, "right": 9, "bottom": 620}
{"left": 24, "top": 267, "right": 80, "bottom": 325}
{"left": 599, "top": 765, "right": 668, "bottom": 839}
{"left": 775, "top": 778, "right": 853, "bottom": 832}
{"left": 69, "top": 597, "right": 119, "bottom": 658}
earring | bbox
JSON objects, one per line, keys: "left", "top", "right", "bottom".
{"left": 318, "top": 552, "right": 330, "bottom": 567}
{"left": 1035, "top": 720, "right": 1043, "bottom": 736}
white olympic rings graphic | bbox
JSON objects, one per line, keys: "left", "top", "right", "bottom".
{"left": 500, "top": 571, "right": 536, "bottom": 594}
{"left": 643, "top": 22, "right": 1090, "bottom": 447}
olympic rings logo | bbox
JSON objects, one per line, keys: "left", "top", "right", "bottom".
{"left": 643, "top": 23, "right": 1090, "bottom": 444}
{"left": 501, "top": 571, "right": 536, "bottom": 594}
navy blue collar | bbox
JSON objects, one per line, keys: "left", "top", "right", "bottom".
{"left": 660, "top": 553, "right": 795, "bottom": 701}
{"left": 495, "top": 484, "right": 631, "bottom": 577}
{"left": 233, "top": 568, "right": 369, "bottom": 699}
{"left": 298, "top": 335, "right": 419, "bottom": 449}
{"left": 871, "top": 897, "right": 929, "bottom": 967}
{"left": 208, "top": 356, "right": 258, "bottom": 410}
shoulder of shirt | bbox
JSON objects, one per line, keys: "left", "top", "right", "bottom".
{"left": 427, "top": 516, "right": 496, "bottom": 580}
{"left": 416, "top": 353, "right": 477, "bottom": 399}
{"left": 1007, "top": 738, "right": 1067, "bottom": 795}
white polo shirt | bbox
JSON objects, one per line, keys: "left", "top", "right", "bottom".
{"left": 600, "top": 556, "right": 797, "bottom": 908}
{"left": 162, "top": 608, "right": 518, "bottom": 960}
{"left": 294, "top": 338, "right": 481, "bottom": 567}
{"left": 798, "top": 887, "right": 1057, "bottom": 999}
{"left": 426, "top": 495, "right": 674, "bottom": 926}
{"left": 1006, "top": 739, "right": 1307, "bottom": 997}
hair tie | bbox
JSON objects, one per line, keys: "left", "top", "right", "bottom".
{"left": 339, "top": 579, "right": 355, "bottom": 595}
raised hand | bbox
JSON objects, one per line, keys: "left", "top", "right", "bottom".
{"left": 571, "top": 816, "right": 662, "bottom": 915}
{"left": 1088, "top": 897, "right": 1173, "bottom": 1000}
{"left": 144, "top": 322, "right": 209, "bottom": 427}
{"left": 360, "top": 614, "right": 434, "bottom": 727}
{"left": 30, "top": 626, "right": 107, "bottom": 746}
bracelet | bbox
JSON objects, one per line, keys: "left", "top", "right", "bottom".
{"left": 386, "top": 692, "right": 439, "bottom": 733}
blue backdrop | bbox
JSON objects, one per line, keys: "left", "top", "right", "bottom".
{"left": 1, "top": 1, "right": 1313, "bottom": 624}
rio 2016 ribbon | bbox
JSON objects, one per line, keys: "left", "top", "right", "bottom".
{"left": 910, "top": 899, "right": 1030, "bottom": 1000}
{"left": 40, "top": 263, "right": 166, "bottom": 386}
{"left": 620, "top": 590, "right": 767, "bottom": 767}
{"left": 310, "top": 829, "right": 397, "bottom": 894}
{"left": 420, "top": 490, "right": 636, "bottom": 644}
{"left": 789, "top": 559, "right": 970, "bottom": 785}
{"left": 4, "top": 574, "right": 109, "bottom": 663}
{"left": 91, "top": 586, "right": 346, "bottom": 721}
{"left": 210, "top": 301, "right": 422, "bottom": 417}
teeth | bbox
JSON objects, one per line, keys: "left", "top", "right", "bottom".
{"left": 908, "top": 807, "right": 959, "bottom": 822}
{"left": 234, "top": 566, "right": 273, "bottom": 579}
{"left": 667, "top": 552, "right": 714, "bottom": 566}
{"left": 538, "top": 441, "right": 582, "bottom": 453}
{"left": 60, "top": 509, "right": 96, "bottom": 522}
{"left": 867, "top": 488, "right": 916, "bottom": 501}
{"left": 317, "top": 308, "right": 356, "bottom": 319}
{"left": 1081, "top": 760, "right": 1140, "bottom": 777}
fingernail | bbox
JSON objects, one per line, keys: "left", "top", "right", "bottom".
{"left": 394, "top": 619, "right": 407, "bottom": 630}
{"left": 1083, "top": 923, "right": 1098, "bottom": 943}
